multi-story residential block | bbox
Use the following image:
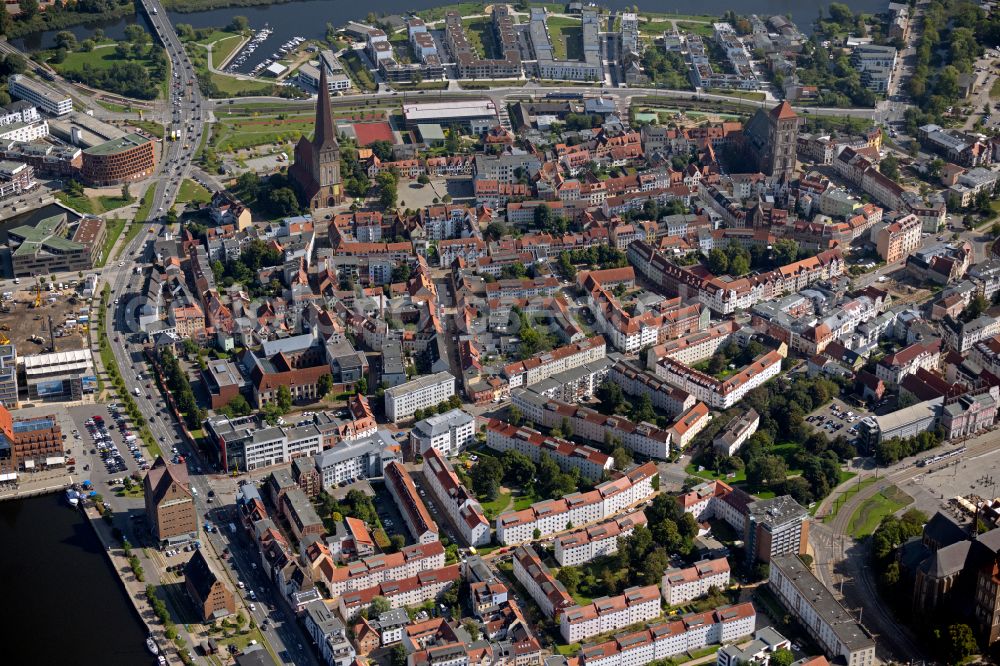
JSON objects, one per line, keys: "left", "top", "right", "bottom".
{"left": 385, "top": 461, "right": 439, "bottom": 545}
{"left": 281, "top": 487, "right": 324, "bottom": 541}
{"left": 654, "top": 351, "right": 783, "bottom": 410}
{"left": 144, "top": 456, "right": 198, "bottom": 545}
{"left": 495, "top": 463, "right": 657, "bottom": 545}
{"left": 560, "top": 585, "right": 662, "bottom": 643}
{"left": 607, "top": 359, "right": 696, "bottom": 418}
{"left": 324, "top": 540, "right": 446, "bottom": 599}
{"left": 554, "top": 511, "right": 647, "bottom": 566}
{"left": 410, "top": 409, "right": 475, "bottom": 458}
{"left": 485, "top": 419, "right": 613, "bottom": 481}
{"left": 546, "top": 603, "right": 756, "bottom": 666}
{"left": 511, "top": 389, "right": 673, "bottom": 459}
{"left": 314, "top": 430, "right": 400, "bottom": 489}
{"left": 385, "top": 372, "right": 456, "bottom": 422}
{"left": 502, "top": 335, "right": 606, "bottom": 389}
{"left": 713, "top": 410, "right": 760, "bottom": 457}
{"left": 0, "top": 345, "right": 17, "bottom": 408}
{"left": 875, "top": 339, "right": 941, "bottom": 387}
{"left": 7, "top": 74, "right": 72, "bottom": 115}
{"left": 422, "top": 448, "right": 491, "bottom": 546}
{"left": 769, "top": 555, "right": 876, "bottom": 666}
{"left": 875, "top": 214, "right": 921, "bottom": 264}
{"left": 745, "top": 496, "right": 810, "bottom": 564}
{"left": 716, "top": 627, "right": 791, "bottom": 666}
{"left": 662, "top": 558, "right": 731, "bottom": 606}
{"left": 338, "top": 564, "right": 461, "bottom": 620}
{"left": 304, "top": 600, "right": 356, "bottom": 666}
{"left": 667, "top": 402, "right": 713, "bottom": 450}
{"left": 512, "top": 545, "right": 575, "bottom": 618}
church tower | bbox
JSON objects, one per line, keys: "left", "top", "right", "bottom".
{"left": 290, "top": 66, "right": 343, "bottom": 210}
{"left": 765, "top": 101, "right": 800, "bottom": 181}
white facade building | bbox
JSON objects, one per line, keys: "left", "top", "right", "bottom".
{"left": 384, "top": 371, "right": 456, "bottom": 422}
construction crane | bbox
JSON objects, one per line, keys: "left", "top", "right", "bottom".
{"left": 32, "top": 278, "right": 41, "bottom": 308}
{"left": 0, "top": 332, "right": 9, "bottom": 345}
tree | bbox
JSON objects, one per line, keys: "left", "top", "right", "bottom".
{"left": 356, "top": 376, "right": 368, "bottom": 395}
{"left": 611, "top": 445, "right": 632, "bottom": 470}
{"left": 370, "top": 596, "right": 391, "bottom": 616}
{"left": 125, "top": 24, "right": 150, "bottom": 46}
{"left": 445, "top": 125, "right": 460, "bottom": 153}
{"left": 377, "top": 171, "right": 397, "bottom": 210}
{"left": 18, "top": 0, "right": 39, "bottom": 19}
{"left": 388, "top": 534, "right": 405, "bottom": 552}
{"left": 556, "top": 566, "right": 581, "bottom": 594}
{"left": 390, "top": 644, "right": 408, "bottom": 666}
{"left": 772, "top": 238, "right": 799, "bottom": 265}
{"left": 946, "top": 624, "right": 978, "bottom": 663}
{"left": 276, "top": 385, "right": 293, "bottom": 413}
{"left": 462, "top": 619, "right": 480, "bottom": 641}
{"left": 507, "top": 405, "right": 523, "bottom": 426}
{"left": 730, "top": 253, "right": 750, "bottom": 276}
{"left": 228, "top": 15, "right": 250, "bottom": 32}
{"left": 707, "top": 248, "right": 729, "bottom": 274}
{"left": 225, "top": 395, "right": 251, "bottom": 416}
{"left": 770, "top": 649, "right": 794, "bottom": 666}
{"left": 880, "top": 154, "right": 900, "bottom": 181}
{"left": 55, "top": 31, "right": 78, "bottom": 51}
{"left": 501, "top": 450, "right": 535, "bottom": 486}
{"left": 470, "top": 456, "right": 503, "bottom": 501}
{"left": 317, "top": 373, "right": 334, "bottom": 397}
{"left": 267, "top": 187, "right": 300, "bottom": 216}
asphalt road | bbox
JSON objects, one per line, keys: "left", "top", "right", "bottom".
{"left": 810, "top": 429, "right": 1000, "bottom": 663}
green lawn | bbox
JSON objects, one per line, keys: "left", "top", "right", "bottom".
{"left": 462, "top": 18, "right": 495, "bottom": 58}
{"left": 97, "top": 217, "right": 126, "bottom": 267}
{"left": 55, "top": 192, "right": 132, "bottom": 215}
{"left": 685, "top": 462, "right": 747, "bottom": 484}
{"left": 823, "top": 475, "right": 875, "bottom": 523}
{"left": 513, "top": 492, "right": 536, "bottom": 511}
{"left": 545, "top": 16, "right": 583, "bottom": 61}
{"left": 95, "top": 98, "right": 131, "bottom": 112}
{"left": 676, "top": 21, "right": 714, "bottom": 38}
{"left": 134, "top": 187, "right": 155, "bottom": 223}
{"left": 51, "top": 44, "right": 163, "bottom": 97}
{"left": 991, "top": 77, "right": 1000, "bottom": 99}
{"left": 415, "top": 2, "right": 486, "bottom": 22}
{"left": 207, "top": 33, "right": 244, "bottom": 69}
{"left": 212, "top": 111, "right": 314, "bottom": 152}
{"left": 341, "top": 50, "right": 377, "bottom": 92}
{"left": 848, "top": 485, "right": 912, "bottom": 538}
{"left": 209, "top": 72, "right": 274, "bottom": 96}
{"left": 554, "top": 644, "right": 581, "bottom": 656}
{"left": 97, "top": 194, "right": 134, "bottom": 211}
{"left": 176, "top": 178, "right": 212, "bottom": 205}
{"left": 130, "top": 119, "right": 165, "bottom": 138}
{"left": 480, "top": 490, "right": 512, "bottom": 520}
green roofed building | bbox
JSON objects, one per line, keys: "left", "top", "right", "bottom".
{"left": 416, "top": 123, "right": 446, "bottom": 146}
{"left": 8, "top": 213, "right": 103, "bottom": 276}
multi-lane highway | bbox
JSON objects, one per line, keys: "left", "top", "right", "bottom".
{"left": 138, "top": 0, "right": 207, "bottom": 219}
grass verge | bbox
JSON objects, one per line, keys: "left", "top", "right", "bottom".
{"left": 823, "top": 475, "right": 877, "bottom": 523}
{"left": 97, "top": 216, "right": 127, "bottom": 267}
{"left": 848, "top": 485, "right": 912, "bottom": 538}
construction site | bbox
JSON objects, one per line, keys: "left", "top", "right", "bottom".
{"left": 0, "top": 278, "right": 93, "bottom": 355}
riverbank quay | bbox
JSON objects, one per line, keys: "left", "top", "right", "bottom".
{"left": 82, "top": 502, "right": 190, "bottom": 665}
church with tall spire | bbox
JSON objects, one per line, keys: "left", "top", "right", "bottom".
{"left": 289, "top": 66, "right": 343, "bottom": 210}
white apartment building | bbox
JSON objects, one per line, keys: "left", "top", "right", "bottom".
{"left": 654, "top": 351, "right": 783, "bottom": 410}
{"left": 243, "top": 424, "right": 324, "bottom": 471}
{"left": 8, "top": 75, "right": 72, "bottom": 116}
{"left": 338, "top": 564, "right": 460, "bottom": 620}
{"left": 554, "top": 511, "right": 647, "bottom": 566}
{"left": 327, "top": 541, "right": 446, "bottom": 598}
{"left": 0, "top": 119, "right": 48, "bottom": 142}
{"left": 410, "top": 408, "right": 475, "bottom": 458}
{"left": 503, "top": 335, "right": 606, "bottom": 389}
{"left": 422, "top": 448, "right": 491, "bottom": 546}
{"left": 485, "top": 419, "right": 613, "bottom": 481}
{"left": 314, "top": 430, "right": 400, "bottom": 489}
{"left": 560, "top": 585, "right": 662, "bottom": 643}
{"left": 495, "top": 462, "right": 657, "bottom": 545}
{"left": 662, "top": 558, "right": 731, "bottom": 606}
{"left": 385, "top": 371, "right": 456, "bottom": 422}
{"left": 554, "top": 603, "right": 756, "bottom": 666}
{"left": 769, "top": 555, "right": 876, "bottom": 666}
{"left": 512, "top": 389, "right": 672, "bottom": 459}
{"left": 512, "top": 545, "right": 574, "bottom": 618}
{"left": 0, "top": 102, "right": 40, "bottom": 126}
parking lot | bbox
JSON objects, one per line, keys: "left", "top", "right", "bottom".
{"left": 806, "top": 398, "right": 869, "bottom": 442}
{"left": 67, "top": 403, "right": 149, "bottom": 488}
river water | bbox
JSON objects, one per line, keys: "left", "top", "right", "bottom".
{"left": 13, "top": 0, "right": 887, "bottom": 70}
{"left": 0, "top": 493, "right": 149, "bottom": 665}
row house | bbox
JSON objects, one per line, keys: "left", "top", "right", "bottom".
{"left": 502, "top": 334, "right": 606, "bottom": 389}
{"left": 425, "top": 155, "right": 474, "bottom": 177}
{"left": 512, "top": 545, "right": 574, "bottom": 618}
{"left": 661, "top": 557, "right": 731, "bottom": 606}
{"left": 942, "top": 314, "right": 1000, "bottom": 354}
{"left": 666, "top": 402, "right": 713, "bottom": 450}
{"left": 607, "top": 358, "right": 696, "bottom": 418}
{"left": 384, "top": 462, "right": 439, "bottom": 545}
{"left": 876, "top": 339, "right": 942, "bottom": 387}
{"left": 365, "top": 155, "right": 426, "bottom": 179}
{"left": 556, "top": 603, "right": 755, "bottom": 666}
{"left": 485, "top": 276, "right": 560, "bottom": 299}
{"left": 554, "top": 510, "right": 647, "bottom": 566}
{"left": 485, "top": 419, "right": 613, "bottom": 481}
{"left": 325, "top": 541, "right": 446, "bottom": 599}
{"left": 654, "top": 351, "right": 783, "bottom": 410}
{"left": 495, "top": 462, "right": 658, "bottom": 545}
{"left": 475, "top": 180, "right": 531, "bottom": 208}
{"left": 559, "top": 585, "right": 662, "bottom": 643}
{"left": 423, "top": 448, "right": 491, "bottom": 546}
{"left": 511, "top": 389, "right": 673, "bottom": 459}
{"left": 338, "top": 564, "right": 460, "bottom": 620}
